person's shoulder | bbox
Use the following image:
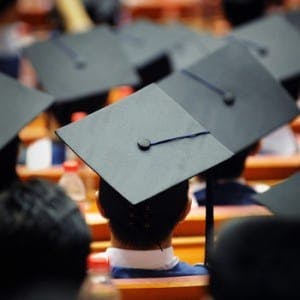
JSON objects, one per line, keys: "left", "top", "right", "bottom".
{"left": 111, "top": 263, "right": 208, "bottom": 278}
{"left": 172, "top": 261, "right": 208, "bottom": 276}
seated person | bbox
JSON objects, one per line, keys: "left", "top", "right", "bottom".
{"left": 98, "top": 179, "right": 207, "bottom": 278}
{"left": 208, "top": 216, "right": 300, "bottom": 300}
{"left": 0, "top": 179, "right": 91, "bottom": 299}
{"left": 194, "top": 143, "right": 260, "bottom": 206}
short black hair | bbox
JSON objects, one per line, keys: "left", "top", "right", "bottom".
{"left": 202, "top": 143, "right": 258, "bottom": 181}
{"left": 0, "top": 179, "right": 91, "bottom": 290}
{"left": 209, "top": 217, "right": 300, "bottom": 300}
{"left": 222, "top": 0, "right": 265, "bottom": 26}
{"left": 0, "top": 136, "right": 19, "bottom": 192}
{"left": 99, "top": 180, "right": 189, "bottom": 249}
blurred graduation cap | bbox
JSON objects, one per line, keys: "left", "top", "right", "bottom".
{"left": 227, "top": 15, "right": 300, "bottom": 87}
{"left": 0, "top": 72, "right": 53, "bottom": 190}
{"left": 23, "top": 25, "right": 139, "bottom": 124}
{"left": 254, "top": 172, "right": 300, "bottom": 219}
{"left": 166, "top": 24, "right": 226, "bottom": 70}
{"left": 159, "top": 42, "right": 299, "bottom": 154}
{"left": 116, "top": 20, "right": 184, "bottom": 86}
{"left": 0, "top": 72, "right": 53, "bottom": 150}
{"left": 56, "top": 83, "right": 232, "bottom": 204}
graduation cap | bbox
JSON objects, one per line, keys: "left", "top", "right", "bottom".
{"left": 116, "top": 20, "right": 183, "bottom": 86}
{"left": 166, "top": 24, "right": 226, "bottom": 70}
{"left": 0, "top": 72, "right": 53, "bottom": 190}
{"left": 23, "top": 25, "right": 139, "bottom": 104}
{"left": 0, "top": 72, "right": 54, "bottom": 150}
{"left": 56, "top": 83, "right": 232, "bottom": 204}
{"left": 254, "top": 172, "right": 300, "bottom": 219}
{"left": 56, "top": 84, "right": 233, "bottom": 264}
{"left": 227, "top": 15, "right": 300, "bottom": 84}
{"left": 159, "top": 42, "right": 299, "bottom": 154}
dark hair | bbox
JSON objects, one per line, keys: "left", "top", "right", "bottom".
{"left": 202, "top": 143, "right": 258, "bottom": 181}
{"left": 99, "top": 180, "right": 189, "bottom": 249}
{"left": 222, "top": 0, "right": 265, "bottom": 26}
{"left": 209, "top": 217, "right": 300, "bottom": 300}
{"left": 0, "top": 136, "right": 19, "bottom": 191}
{"left": 0, "top": 179, "right": 91, "bottom": 289}
{"left": 0, "top": 0, "right": 16, "bottom": 12}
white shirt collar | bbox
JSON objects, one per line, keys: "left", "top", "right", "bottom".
{"left": 105, "top": 247, "right": 179, "bottom": 270}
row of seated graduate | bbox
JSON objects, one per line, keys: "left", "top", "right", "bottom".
{"left": 0, "top": 171, "right": 299, "bottom": 299}
{"left": 0, "top": 1, "right": 300, "bottom": 299}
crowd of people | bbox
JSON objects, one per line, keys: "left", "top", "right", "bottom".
{"left": 1, "top": 0, "right": 300, "bottom": 299}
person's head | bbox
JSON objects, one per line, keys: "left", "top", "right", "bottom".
{"left": 209, "top": 216, "right": 300, "bottom": 300}
{"left": 0, "top": 179, "right": 91, "bottom": 291}
{"left": 201, "top": 142, "right": 259, "bottom": 181}
{"left": 98, "top": 180, "right": 190, "bottom": 250}
{"left": 0, "top": 136, "right": 19, "bottom": 191}
{"left": 222, "top": 0, "right": 284, "bottom": 27}
{"left": 222, "top": 0, "right": 265, "bottom": 27}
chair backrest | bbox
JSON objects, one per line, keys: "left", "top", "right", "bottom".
{"left": 244, "top": 154, "right": 300, "bottom": 180}
{"left": 114, "top": 275, "right": 209, "bottom": 300}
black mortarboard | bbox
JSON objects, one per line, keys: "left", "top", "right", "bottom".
{"left": 56, "top": 84, "right": 232, "bottom": 205}
{"left": 23, "top": 25, "right": 139, "bottom": 104}
{"left": 159, "top": 43, "right": 299, "bottom": 154}
{"left": 0, "top": 72, "right": 54, "bottom": 150}
{"left": 167, "top": 24, "right": 226, "bottom": 70}
{"left": 254, "top": 172, "right": 300, "bottom": 219}
{"left": 227, "top": 15, "right": 300, "bottom": 84}
{"left": 284, "top": 9, "right": 300, "bottom": 33}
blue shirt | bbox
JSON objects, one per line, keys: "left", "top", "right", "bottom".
{"left": 111, "top": 262, "right": 208, "bottom": 278}
{"left": 195, "top": 182, "right": 259, "bottom": 206}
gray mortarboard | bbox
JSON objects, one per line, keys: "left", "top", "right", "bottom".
{"left": 56, "top": 84, "right": 232, "bottom": 205}
{"left": 227, "top": 15, "right": 300, "bottom": 84}
{"left": 167, "top": 24, "right": 226, "bottom": 70}
{"left": 159, "top": 42, "right": 299, "bottom": 154}
{"left": 254, "top": 172, "right": 300, "bottom": 219}
{"left": 0, "top": 72, "right": 54, "bottom": 150}
{"left": 24, "top": 25, "right": 139, "bottom": 104}
{"left": 116, "top": 20, "right": 183, "bottom": 86}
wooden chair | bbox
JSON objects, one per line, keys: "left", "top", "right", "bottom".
{"left": 244, "top": 154, "right": 300, "bottom": 181}
{"left": 114, "top": 275, "right": 209, "bottom": 300}
{"left": 18, "top": 153, "right": 300, "bottom": 184}
{"left": 19, "top": 113, "right": 50, "bottom": 145}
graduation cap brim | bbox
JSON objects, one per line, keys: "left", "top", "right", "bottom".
{"left": 228, "top": 15, "right": 300, "bottom": 82}
{"left": 254, "top": 172, "right": 300, "bottom": 219}
{"left": 159, "top": 43, "right": 299, "bottom": 154}
{"left": 24, "top": 26, "right": 139, "bottom": 103}
{"left": 56, "top": 84, "right": 232, "bottom": 205}
{"left": 0, "top": 72, "right": 54, "bottom": 149}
